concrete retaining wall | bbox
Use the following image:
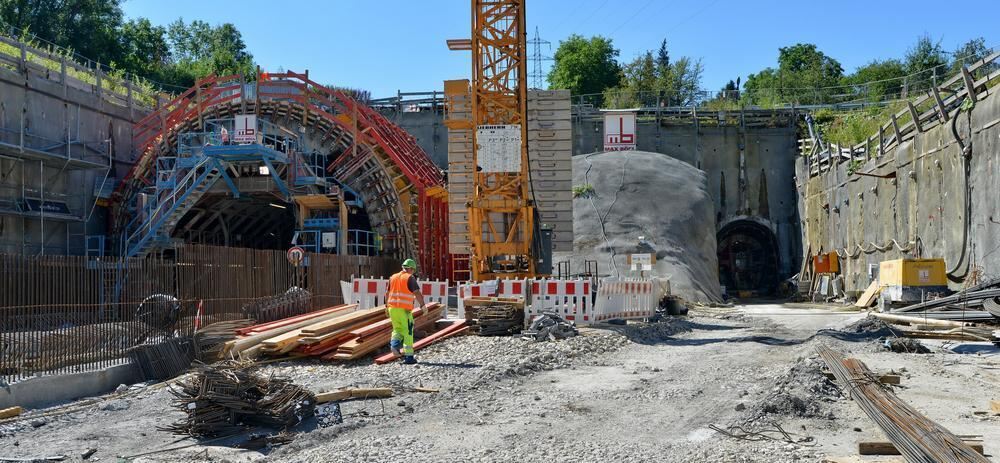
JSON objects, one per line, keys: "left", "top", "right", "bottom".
{"left": 0, "top": 63, "right": 144, "bottom": 255}
{"left": 797, "top": 86, "right": 1000, "bottom": 293}
{"left": 0, "top": 363, "right": 139, "bottom": 410}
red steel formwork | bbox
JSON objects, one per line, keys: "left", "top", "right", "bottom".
{"left": 115, "top": 71, "right": 451, "bottom": 280}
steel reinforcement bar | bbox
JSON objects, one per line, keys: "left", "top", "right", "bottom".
{"left": 818, "top": 345, "right": 987, "bottom": 463}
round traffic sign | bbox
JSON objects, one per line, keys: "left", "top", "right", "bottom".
{"left": 286, "top": 246, "right": 306, "bottom": 266}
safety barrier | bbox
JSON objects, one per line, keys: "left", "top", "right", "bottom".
{"left": 528, "top": 278, "right": 592, "bottom": 324}
{"left": 344, "top": 276, "right": 449, "bottom": 310}
{"left": 592, "top": 279, "right": 657, "bottom": 322}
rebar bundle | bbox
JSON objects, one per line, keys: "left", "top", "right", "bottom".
{"left": 127, "top": 337, "right": 194, "bottom": 381}
{"left": 818, "top": 346, "right": 988, "bottom": 463}
{"left": 240, "top": 287, "right": 312, "bottom": 324}
{"left": 163, "top": 362, "right": 316, "bottom": 437}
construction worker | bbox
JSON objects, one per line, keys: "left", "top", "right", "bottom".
{"left": 386, "top": 258, "right": 425, "bottom": 364}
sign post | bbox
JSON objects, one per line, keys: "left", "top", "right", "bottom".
{"left": 603, "top": 112, "right": 637, "bottom": 151}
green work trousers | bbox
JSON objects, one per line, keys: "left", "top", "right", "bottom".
{"left": 388, "top": 307, "right": 415, "bottom": 355}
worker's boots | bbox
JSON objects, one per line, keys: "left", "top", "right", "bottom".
{"left": 390, "top": 339, "right": 402, "bottom": 357}
{"left": 402, "top": 355, "right": 417, "bottom": 365}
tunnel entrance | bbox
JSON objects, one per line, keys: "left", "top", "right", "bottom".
{"left": 717, "top": 219, "right": 780, "bottom": 295}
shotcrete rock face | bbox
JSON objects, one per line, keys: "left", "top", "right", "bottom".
{"left": 565, "top": 150, "right": 722, "bottom": 302}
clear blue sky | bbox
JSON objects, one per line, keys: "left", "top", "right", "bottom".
{"left": 122, "top": 0, "right": 999, "bottom": 98}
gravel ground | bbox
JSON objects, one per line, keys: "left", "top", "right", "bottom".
{"left": 1, "top": 304, "right": 997, "bottom": 463}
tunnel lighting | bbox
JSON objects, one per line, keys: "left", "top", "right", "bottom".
{"left": 269, "top": 203, "right": 286, "bottom": 209}
{"left": 259, "top": 166, "right": 269, "bottom": 175}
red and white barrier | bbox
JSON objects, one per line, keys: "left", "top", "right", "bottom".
{"left": 344, "top": 277, "right": 449, "bottom": 310}
{"left": 592, "top": 279, "right": 656, "bottom": 321}
{"left": 528, "top": 278, "right": 592, "bottom": 324}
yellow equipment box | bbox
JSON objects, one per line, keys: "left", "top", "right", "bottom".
{"left": 879, "top": 258, "right": 946, "bottom": 287}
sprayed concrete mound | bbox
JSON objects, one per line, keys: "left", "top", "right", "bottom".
{"left": 562, "top": 150, "right": 721, "bottom": 303}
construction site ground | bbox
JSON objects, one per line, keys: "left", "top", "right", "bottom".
{"left": 2, "top": 303, "right": 998, "bottom": 462}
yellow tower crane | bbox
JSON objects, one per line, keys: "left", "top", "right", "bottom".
{"left": 449, "top": 0, "right": 535, "bottom": 280}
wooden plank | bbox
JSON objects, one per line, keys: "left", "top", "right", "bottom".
{"left": 991, "top": 400, "right": 1000, "bottom": 414}
{"left": 298, "top": 307, "right": 386, "bottom": 336}
{"left": 962, "top": 66, "right": 978, "bottom": 102}
{"left": 0, "top": 406, "right": 23, "bottom": 419}
{"left": 859, "top": 439, "right": 983, "bottom": 455}
{"left": 907, "top": 102, "right": 923, "bottom": 132}
{"left": 223, "top": 305, "right": 360, "bottom": 358}
{"left": 237, "top": 304, "right": 355, "bottom": 335}
{"left": 315, "top": 388, "right": 393, "bottom": 404}
{"left": 855, "top": 281, "right": 882, "bottom": 307}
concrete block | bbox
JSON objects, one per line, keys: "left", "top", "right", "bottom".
{"left": 531, "top": 169, "right": 572, "bottom": 182}
{"left": 0, "top": 363, "right": 139, "bottom": 410}
{"left": 528, "top": 129, "right": 572, "bottom": 142}
{"left": 528, "top": 100, "right": 572, "bottom": 111}
{"left": 528, "top": 120, "right": 572, "bottom": 131}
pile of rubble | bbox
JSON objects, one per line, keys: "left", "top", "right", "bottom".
{"left": 743, "top": 357, "right": 841, "bottom": 424}
{"left": 522, "top": 312, "right": 578, "bottom": 341}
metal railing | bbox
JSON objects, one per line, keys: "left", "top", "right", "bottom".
{"left": 0, "top": 244, "right": 396, "bottom": 384}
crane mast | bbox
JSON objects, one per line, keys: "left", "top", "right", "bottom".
{"left": 467, "top": 0, "right": 535, "bottom": 280}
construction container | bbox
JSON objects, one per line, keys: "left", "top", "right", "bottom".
{"left": 813, "top": 252, "right": 839, "bottom": 274}
{"left": 879, "top": 258, "right": 949, "bottom": 303}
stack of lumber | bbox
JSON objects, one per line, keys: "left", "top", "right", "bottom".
{"left": 224, "top": 302, "right": 447, "bottom": 361}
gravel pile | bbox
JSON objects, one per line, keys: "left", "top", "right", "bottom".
{"left": 883, "top": 337, "right": 931, "bottom": 353}
{"left": 744, "top": 357, "right": 841, "bottom": 423}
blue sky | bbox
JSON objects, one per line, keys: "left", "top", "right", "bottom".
{"left": 122, "top": 0, "right": 999, "bottom": 98}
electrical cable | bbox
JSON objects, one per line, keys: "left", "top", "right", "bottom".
{"left": 583, "top": 150, "right": 630, "bottom": 278}
{"left": 946, "top": 97, "right": 973, "bottom": 280}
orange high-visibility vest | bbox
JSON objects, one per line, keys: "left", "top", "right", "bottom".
{"left": 386, "top": 271, "right": 416, "bottom": 311}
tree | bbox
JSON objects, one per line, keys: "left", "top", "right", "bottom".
{"left": 664, "top": 56, "right": 704, "bottom": 105}
{"left": 164, "top": 18, "right": 255, "bottom": 88}
{"left": 951, "top": 37, "right": 995, "bottom": 78}
{"left": 903, "top": 34, "right": 946, "bottom": 92}
{"left": 117, "top": 18, "right": 169, "bottom": 79}
{"left": 743, "top": 43, "right": 843, "bottom": 106}
{"left": 547, "top": 34, "right": 622, "bottom": 100}
{"left": 717, "top": 79, "right": 738, "bottom": 100}
{"left": 0, "top": 0, "right": 124, "bottom": 65}
{"left": 656, "top": 39, "right": 669, "bottom": 71}
{"left": 844, "top": 59, "right": 906, "bottom": 102}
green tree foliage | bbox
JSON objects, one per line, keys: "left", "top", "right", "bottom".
{"left": 950, "top": 37, "right": 996, "bottom": 78}
{"left": 547, "top": 34, "right": 622, "bottom": 100}
{"left": 603, "top": 39, "right": 704, "bottom": 109}
{"left": 743, "top": 43, "right": 843, "bottom": 106}
{"left": 903, "top": 34, "right": 946, "bottom": 92}
{"left": 0, "top": 1, "right": 256, "bottom": 92}
{"left": 164, "top": 19, "right": 255, "bottom": 88}
{"left": 844, "top": 59, "right": 905, "bottom": 102}
{"left": 0, "top": 0, "right": 124, "bottom": 64}
{"left": 118, "top": 18, "right": 169, "bottom": 79}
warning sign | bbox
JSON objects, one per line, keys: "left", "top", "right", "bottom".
{"left": 628, "top": 253, "right": 655, "bottom": 271}
{"left": 603, "top": 112, "right": 636, "bottom": 151}
{"left": 234, "top": 114, "right": 258, "bottom": 144}
{"left": 476, "top": 125, "right": 521, "bottom": 172}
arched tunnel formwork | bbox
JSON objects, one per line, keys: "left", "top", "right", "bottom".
{"left": 111, "top": 72, "right": 450, "bottom": 279}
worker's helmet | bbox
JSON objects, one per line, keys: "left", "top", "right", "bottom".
{"left": 402, "top": 258, "right": 417, "bottom": 269}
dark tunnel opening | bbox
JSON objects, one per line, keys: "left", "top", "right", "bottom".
{"left": 717, "top": 220, "right": 781, "bottom": 296}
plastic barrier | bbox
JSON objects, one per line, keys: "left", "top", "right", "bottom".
{"left": 592, "top": 279, "right": 656, "bottom": 322}
{"left": 528, "top": 278, "right": 592, "bottom": 324}
{"left": 344, "top": 277, "right": 449, "bottom": 310}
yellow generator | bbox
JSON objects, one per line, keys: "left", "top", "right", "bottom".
{"left": 879, "top": 258, "right": 947, "bottom": 303}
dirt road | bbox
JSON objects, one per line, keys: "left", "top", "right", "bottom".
{"left": 1, "top": 303, "right": 997, "bottom": 462}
